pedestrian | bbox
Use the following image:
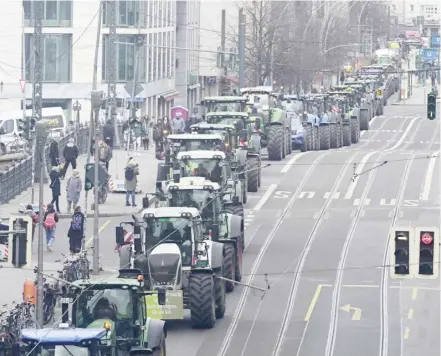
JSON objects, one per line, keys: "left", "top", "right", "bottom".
{"left": 124, "top": 157, "right": 140, "bottom": 207}
{"left": 102, "top": 119, "right": 114, "bottom": 148}
{"left": 431, "top": 71, "right": 436, "bottom": 87}
{"left": 62, "top": 138, "right": 79, "bottom": 179}
{"left": 43, "top": 203, "right": 59, "bottom": 252}
{"left": 49, "top": 166, "right": 62, "bottom": 213}
{"left": 66, "top": 169, "right": 82, "bottom": 214}
{"left": 98, "top": 140, "right": 112, "bottom": 171}
{"left": 67, "top": 206, "right": 85, "bottom": 253}
{"left": 171, "top": 113, "right": 186, "bottom": 134}
{"left": 141, "top": 116, "right": 150, "bottom": 150}
{"left": 132, "top": 118, "right": 143, "bottom": 151}
{"left": 49, "top": 139, "right": 60, "bottom": 167}
{"left": 24, "top": 204, "right": 39, "bottom": 241}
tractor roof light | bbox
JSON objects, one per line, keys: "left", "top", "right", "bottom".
{"left": 169, "top": 185, "right": 178, "bottom": 190}
{"left": 181, "top": 212, "right": 192, "bottom": 218}
{"left": 146, "top": 213, "right": 155, "bottom": 218}
{"left": 181, "top": 155, "right": 191, "bottom": 160}
{"left": 104, "top": 321, "right": 112, "bottom": 330}
{"left": 203, "top": 185, "right": 213, "bottom": 190}
{"left": 213, "top": 155, "right": 223, "bottom": 159}
{"left": 137, "top": 275, "right": 144, "bottom": 282}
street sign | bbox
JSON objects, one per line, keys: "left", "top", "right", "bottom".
{"left": 421, "top": 233, "right": 433, "bottom": 245}
{"left": 124, "top": 81, "right": 143, "bottom": 97}
{"left": 431, "top": 35, "right": 440, "bottom": 48}
{"left": 19, "top": 79, "right": 26, "bottom": 93}
{"left": 145, "top": 290, "right": 184, "bottom": 320}
{"left": 126, "top": 97, "right": 144, "bottom": 103}
{"left": 421, "top": 48, "right": 439, "bottom": 61}
{"left": 376, "top": 89, "right": 383, "bottom": 98}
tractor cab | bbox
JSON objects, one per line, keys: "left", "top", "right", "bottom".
{"left": 175, "top": 151, "right": 227, "bottom": 184}
{"left": 200, "top": 96, "right": 248, "bottom": 115}
{"left": 20, "top": 327, "right": 108, "bottom": 356}
{"left": 190, "top": 122, "right": 236, "bottom": 156}
{"left": 240, "top": 86, "right": 274, "bottom": 113}
{"left": 167, "top": 133, "right": 225, "bottom": 156}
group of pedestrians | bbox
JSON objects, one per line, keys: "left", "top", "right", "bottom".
{"left": 122, "top": 116, "right": 151, "bottom": 151}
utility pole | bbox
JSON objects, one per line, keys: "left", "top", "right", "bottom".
{"left": 387, "top": 5, "right": 391, "bottom": 42}
{"left": 128, "top": 34, "right": 143, "bottom": 153}
{"left": 238, "top": 8, "right": 245, "bottom": 89}
{"left": 220, "top": 9, "right": 226, "bottom": 95}
{"left": 32, "top": 1, "right": 43, "bottom": 124}
{"left": 35, "top": 121, "right": 48, "bottom": 328}
{"left": 91, "top": 90, "right": 103, "bottom": 274}
{"left": 107, "top": 0, "right": 119, "bottom": 148}
{"left": 84, "top": 1, "right": 103, "bottom": 249}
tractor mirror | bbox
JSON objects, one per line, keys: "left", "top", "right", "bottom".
{"left": 157, "top": 288, "right": 166, "bottom": 305}
{"left": 116, "top": 226, "right": 125, "bottom": 245}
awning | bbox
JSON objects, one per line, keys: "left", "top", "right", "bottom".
{"left": 188, "top": 83, "right": 201, "bottom": 90}
{"left": 159, "top": 90, "right": 179, "bottom": 101}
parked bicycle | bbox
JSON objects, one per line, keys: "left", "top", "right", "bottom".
{"left": 56, "top": 250, "right": 90, "bottom": 284}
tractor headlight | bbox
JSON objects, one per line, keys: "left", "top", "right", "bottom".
{"left": 146, "top": 213, "right": 155, "bottom": 218}
{"left": 181, "top": 212, "right": 192, "bottom": 218}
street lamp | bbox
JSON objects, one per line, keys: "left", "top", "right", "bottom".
{"left": 73, "top": 100, "right": 82, "bottom": 127}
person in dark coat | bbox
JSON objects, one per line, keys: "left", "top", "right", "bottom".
{"left": 49, "top": 139, "right": 60, "bottom": 167}
{"left": 102, "top": 120, "right": 114, "bottom": 148}
{"left": 68, "top": 206, "right": 85, "bottom": 253}
{"left": 49, "top": 166, "right": 62, "bottom": 213}
{"left": 61, "top": 138, "right": 79, "bottom": 179}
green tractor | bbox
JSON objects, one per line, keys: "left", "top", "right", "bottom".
{"left": 199, "top": 96, "right": 249, "bottom": 118}
{"left": 164, "top": 177, "right": 245, "bottom": 291}
{"left": 193, "top": 116, "right": 262, "bottom": 193}
{"left": 65, "top": 270, "right": 167, "bottom": 355}
{"left": 116, "top": 207, "right": 227, "bottom": 329}
{"left": 239, "top": 87, "right": 292, "bottom": 160}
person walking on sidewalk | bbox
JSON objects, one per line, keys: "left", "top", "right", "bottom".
{"left": 43, "top": 203, "right": 59, "bottom": 252}
{"left": 67, "top": 206, "right": 85, "bottom": 253}
{"left": 24, "top": 204, "right": 39, "bottom": 241}
{"left": 98, "top": 140, "right": 112, "bottom": 171}
{"left": 124, "top": 157, "right": 139, "bottom": 207}
{"left": 102, "top": 120, "right": 115, "bottom": 148}
{"left": 62, "top": 138, "right": 79, "bottom": 179}
{"left": 49, "top": 139, "right": 60, "bottom": 167}
{"left": 66, "top": 169, "right": 82, "bottom": 214}
{"left": 141, "top": 116, "right": 150, "bottom": 150}
{"left": 50, "top": 166, "right": 62, "bottom": 213}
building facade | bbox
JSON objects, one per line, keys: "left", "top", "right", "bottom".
{"left": 391, "top": 0, "right": 440, "bottom": 25}
{"left": 0, "top": 0, "right": 201, "bottom": 122}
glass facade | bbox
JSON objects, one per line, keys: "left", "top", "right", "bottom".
{"left": 23, "top": 0, "right": 72, "bottom": 27}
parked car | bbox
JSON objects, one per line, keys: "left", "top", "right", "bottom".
{"left": 290, "top": 113, "right": 307, "bottom": 152}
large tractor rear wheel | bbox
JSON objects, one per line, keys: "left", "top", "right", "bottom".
{"left": 190, "top": 274, "right": 216, "bottom": 328}
{"left": 286, "top": 130, "right": 292, "bottom": 154}
{"left": 247, "top": 158, "right": 259, "bottom": 192}
{"left": 223, "top": 204, "right": 244, "bottom": 218}
{"left": 342, "top": 125, "right": 351, "bottom": 146}
{"left": 215, "top": 272, "right": 226, "bottom": 319}
{"left": 329, "top": 124, "right": 338, "bottom": 148}
{"left": 223, "top": 244, "right": 236, "bottom": 293}
{"left": 319, "top": 125, "right": 330, "bottom": 150}
{"left": 267, "top": 126, "right": 284, "bottom": 161}
{"left": 359, "top": 110, "right": 369, "bottom": 131}
{"left": 350, "top": 118, "right": 359, "bottom": 144}
{"left": 305, "top": 126, "right": 313, "bottom": 151}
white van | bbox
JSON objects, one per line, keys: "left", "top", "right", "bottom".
{"left": 0, "top": 107, "right": 68, "bottom": 154}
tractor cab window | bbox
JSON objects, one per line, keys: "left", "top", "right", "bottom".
{"left": 181, "top": 159, "right": 224, "bottom": 183}
{"left": 145, "top": 217, "right": 193, "bottom": 265}
{"left": 0, "top": 119, "right": 15, "bottom": 134}
{"left": 32, "top": 345, "right": 89, "bottom": 356}
{"left": 246, "top": 94, "right": 269, "bottom": 108}
{"left": 178, "top": 140, "right": 218, "bottom": 151}
{"left": 170, "top": 189, "right": 210, "bottom": 210}
{"left": 207, "top": 101, "right": 243, "bottom": 112}
{"left": 74, "top": 288, "right": 133, "bottom": 336}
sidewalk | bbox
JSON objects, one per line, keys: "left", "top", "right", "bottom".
{"left": 392, "top": 84, "right": 440, "bottom": 106}
{"left": 0, "top": 149, "right": 158, "bottom": 220}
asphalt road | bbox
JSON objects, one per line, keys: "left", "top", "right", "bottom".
{"left": 20, "top": 99, "right": 440, "bottom": 356}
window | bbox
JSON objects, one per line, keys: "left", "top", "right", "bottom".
{"left": 103, "top": 0, "right": 147, "bottom": 27}
{"left": 392, "top": 4, "right": 396, "bottom": 11}
{"left": 153, "top": 33, "right": 158, "bottom": 80}
{"left": 162, "top": 32, "right": 167, "bottom": 79}
{"left": 102, "top": 35, "right": 147, "bottom": 82}
{"left": 0, "top": 120, "right": 15, "bottom": 135}
{"left": 148, "top": 34, "right": 153, "bottom": 82}
{"left": 410, "top": 4, "right": 414, "bottom": 11}
{"left": 23, "top": 0, "right": 72, "bottom": 27}
{"left": 147, "top": 0, "right": 153, "bottom": 28}
{"left": 25, "top": 34, "right": 72, "bottom": 82}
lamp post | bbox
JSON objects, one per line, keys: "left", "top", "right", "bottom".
{"left": 73, "top": 100, "right": 82, "bottom": 142}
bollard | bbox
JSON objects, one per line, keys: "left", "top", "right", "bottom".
{"left": 23, "top": 279, "right": 36, "bottom": 304}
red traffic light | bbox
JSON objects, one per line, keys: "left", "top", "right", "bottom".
{"left": 421, "top": 233, "right": 433, "bottom": 245}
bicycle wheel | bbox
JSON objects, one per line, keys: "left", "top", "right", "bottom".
{"left": 43, "top": 294, "right": 55, "bottom": 325}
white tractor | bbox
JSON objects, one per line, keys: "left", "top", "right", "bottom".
{"left": 116, "top": 207, "right": 227, "bottom": 328}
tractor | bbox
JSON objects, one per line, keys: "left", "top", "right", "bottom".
{"left": 115, "top": 207, "right": 227, "bottom": 329}
{"left": 326, "top": 93, "right": 358, "bottom": 147}
{"left": 64, "top": 271, "right": 167, "bottom": 354}
{"left": 239, "top": 87, "right": 292, "bottom": 160}
{"left": 199, "top": 96, "right": 249, "bottom": 119}
{"left": 195, "top": 115, "right": 262, "bottom": 192}
{"left": 164, "top": 177, "right": 244, "bottom": 291}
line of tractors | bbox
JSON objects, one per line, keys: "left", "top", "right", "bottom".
{"left": 11, "top": 64, "right": 401, "bottom": 356}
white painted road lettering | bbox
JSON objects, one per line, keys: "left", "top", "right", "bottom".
{"left": 353, "top": 198, "right": 371, "bottom": 206}
{"left": 274, "top": 191, "right": 291, "bottom": 199}
{"left": 299, "top": 191, "right": 316, "bottom": 199}
{"left": 380, "top": 198, "right": 397, "bottom": 206}
{"left": 323, "top": 192, "right": 341, "bottom": 199}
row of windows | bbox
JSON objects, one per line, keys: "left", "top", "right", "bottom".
{"left": 23, "top": 0, "right": 175, "bottom": 28}
{"left": 23, "top": 33, "right": 175, "bottom": 83}
{"left": 391, "top": 3, "right": 439, "bottom": 15}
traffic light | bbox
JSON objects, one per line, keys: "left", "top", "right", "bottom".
{"left": 415, "top": 227, "right": 438, "bottom": 278}
{"left": 18, "top": 117, "right": 31, "bottom": 140}
{"left": 84, "top": 163, "right": 94, "bottom": 191}
{"left": 392, "top": 230, "right": 411, "bottom": 275}
{"left": 427, "top": 93, "right": 436, "bottom": 120}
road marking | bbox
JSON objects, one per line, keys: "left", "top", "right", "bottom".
{"left": 85, "top": 219, "right": 111, "bottom": 248}
{"left": 244, "top": 224, "right": 261, "bottom": 249}
{"left": 299, "top": 191, "right": 315, "bottom": 199}
{"left": 420, "top": 154, "right": 437, "bottom": 200}
{"left": 353, "top": 198, "right": 371, "bottom": 206}
{"left": 403, "top": 327, "right": 410, "bottom": 339}
{"left": 407, "top": 309, "right": 414, "bottom": 319}
{"left": 281, "top": 153, "right": 306, "bottom": 173}
{"left": 411, "top": 287, "right": 418, "bottom": 300}
{"left": 344, "top": 152, "right": 377, "bottom": 199}
{"left": 385, "top": 116, "right": 419, "bottom": 152}
{"left": 323, "top": 192, "right": 340, "bottom": 199}
{"left": 340, "top": 304, "right": 362, "bottom": 320}
{"left": 380, "top": 198, "right": 396, "bottom": 206}
{"left": 253, "top": 184, "right": 277, "bottom": 211}
{"left": 304, "top": 284, "right": 328, "bottom": 321}
{"left": 342, "top": 284, "right": 378, "bottom": 288}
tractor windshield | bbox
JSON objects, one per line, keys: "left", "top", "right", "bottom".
{"left": 169, "top": 190, "right": 221, "bottom": 220}
{"left": 74, "top": 288, "right": 133, "bottom": 336}
{"left": 181, "top": 159, "right": 223, "bottom": 183}
{"left": 172, "top": 139, "right": 220, "bottom": 152}
{"left": 32, "top": 345, "right": 89, "bottom": 356}
{"left": 245, "top": 94, "right": 269, "bottom": 108}
{"left": 207, "top": 102, "right": 243, "bottom": 112}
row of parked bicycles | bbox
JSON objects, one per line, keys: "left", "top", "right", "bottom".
{"left": 0, "top": 250, "right": 90, "bottom": 355}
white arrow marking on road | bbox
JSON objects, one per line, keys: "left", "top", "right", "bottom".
{"left": 253, "top": 184, "right": 278, "bottom": 211}
{"left": 299, "top": 191, "right": 315, "bottom": 199}
{"left": 379, "top": 198, "right": 396, "bottom": 206}
{"left": 353, "top": 198, "right": 371, "bottom": 206}
{"left": 421, "top": 154, "right": 438, "bottom": 201}
{"left": 340, "top": 304, "right": 362, "bottom": 320}
{"left": 385, "top": 116, "right": 419, "bottom": 152}
{"left": 323, "top": 192, "right": 340, "bottom": 199}
{"left": 344, "top": 152, "right": 377, "bottom": 199}
{"left": 281, "top": 152, "right": 306, "bottom": 173}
